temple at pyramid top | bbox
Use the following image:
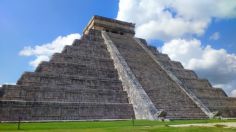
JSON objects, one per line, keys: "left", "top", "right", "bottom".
{"left": 83, "top": 15, "right": 135, "bottom": 35}
{"left": 1, "top": 15, "right": 236, "bottom": 121}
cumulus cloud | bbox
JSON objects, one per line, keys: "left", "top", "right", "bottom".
{"left": 0, "top": 82, "right": 16, "bottom": 87}
{"left": 20, "top": 33, "right": 81, "bottom": 67}
{"left": 117, "top": 0, "right": 236, "bottom": 96}
{"left": 161, "top": 39, "right": 236, "bottom": 96}
{"left": 117, "top": 0, "right": 236, "bottom": 40}
{"left": 231, "top": 89, "right": 236, "bottom": 97}
{"left": 209, "top": 32, "right": 220, "bottom": 40}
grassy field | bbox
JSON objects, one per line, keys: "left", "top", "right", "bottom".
{"left": 1, "top": 119, "right": 236, "bottom": 132}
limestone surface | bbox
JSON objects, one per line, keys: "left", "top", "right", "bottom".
{"left": 0, "top": 15, "right": 236, "bottom": 121}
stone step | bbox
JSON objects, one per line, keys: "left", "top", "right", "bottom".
{"left": 62, "top": 45, "right": 110, "bottom": 57}
{"left": 72, "top": 39, "right": 107, "bottom": 49}
{"left": 64, "top": 44, "right": 108, "bottom": 53}
{"left": 200, "top": 97, "right": 236, "bottom": 107}
{"left": 140, "top": 42, "right": 167, "bottom": 61}
{"left": 76, "top": 42, "right": 107, "bottom": 49}
{"left": 145, "top": 84, "right": 186, "bottom": 92}
{"left": 165, "top": 112, "right": 207, "bottom": 119}
{"left": 37, "top": 61, "right": 115, "bottom": 72}
{"left": 156, "top": 105, "right": 201, "bottom": 110}
{"left": 52, "top": 53, "right": 111, "bottom": 62}
{"left": 145, "top": 86, "right": 202, "bottom": 104}
{"left": 207, "top": 106, "right": 236, "bottom": 117}
{"left": 17, "top": 72, "right": 123, "bottom": 91}
{"left": 155, "top": 106, "right": 207, "bottom": 119}
{"left": 155, "top": 53, "right": 171, "bottom": 61}
{"left": 152, "top": 98, "right": 199, "bottom": 107}
{"left": 113, "top": 43, "right": 144, "bottom": 52}
{"left": 82, "top": 29, "right": 104, "bottom": 41}
{"left": 135, "top": 35, "right": 234, "bottom": 119}
{"left": 189, "top": 88, "right": 227, "bottom": 98}
{"left": 166, "top": 67, "right": 198, "bottom": 79}
{"left": 147, "top": 45, "right": 159, "bottom": 55}
{"left": 179, "top": 78, "right": 212, "bottom": 89}
{"left": 62, "top": 48, "right": 110, "bottom": 58}
{"left": 36, "top": 62, "right": 118, "bottom": 78}
{"left": 1, "top": 85, "right": 128, "bottom": 103}
{"left": 108, "top": 32, "right": 207, "bottom": 119}
{"left": 157, "top": 106, "right": 206, "bottom": 112}
{"left": 158, "top": 59, "right": 184, "bottom": 69}
{"left": 199, "top": 97, "right": 236, "bottom": 117}
{"left": 50, "top": 53, "right": 114, "bottom": 67}
{"left": 0, "top": 87, "right": 3, "bottom": 98}
{"left": 0, "top": 100, "right": 134, "bottom": 121}
{"left": 156, "top": 106, "right": 207, "bottom": 119}
{"left": 107, "top": 34, "right": 140, "bottom": 49}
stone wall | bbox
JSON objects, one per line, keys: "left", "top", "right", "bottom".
{"left": 137, "top": 38, "right": 236, "bottom": 118}
{"left": 1, "top": 16, "right": 236, "bottom": 121}
{"left": 0, "top": 29, "right": 134, "bottom": 121}
{"left": 0, "top": 100, "right": 133, "bottom": 121}
{"left": 108, "top": 32, "right": 208, "bottom": 119}
{"left": 102, "top": 31, "right": 160, "bottom": 120}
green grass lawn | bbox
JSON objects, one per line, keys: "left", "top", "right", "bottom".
{"left": 1, "top": 119, "right": 236, "bottom": 132}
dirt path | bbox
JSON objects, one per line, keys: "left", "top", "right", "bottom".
{"left": 169, "top": 122, "right": 236, "bottom": 128}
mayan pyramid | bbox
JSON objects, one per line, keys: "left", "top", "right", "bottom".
{"left": 1, "top": 16, "right": 236, "bottom": 121}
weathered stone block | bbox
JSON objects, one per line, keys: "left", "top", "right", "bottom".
{"left": 1, "top": 16, "right": 236, "bottom": 121}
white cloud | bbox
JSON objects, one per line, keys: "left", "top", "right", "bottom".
{"left": 161, "top": 39, "right": 236, "bottom": 96}
{"left": 117, "top": 0, "right": 236, "bottom": 96}
{"left": 0, "top": 83, "right": 16, "bottom": 87}
{"left": 19, "top": 33, "right": 81, "bottom": 67}
{"left": 29, "top": 55, "right": 50, "bottom": 68}
{"left": 209, "top": 32, "right": 220, "bottom": 40}
{"left": 117, "top": 0, "right": 236, "bottom": 40}
{"left": 231, "top": 89, "right": 236, "bottom": 97}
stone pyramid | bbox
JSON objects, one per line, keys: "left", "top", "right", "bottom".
{"left": 1, "top": 16, "right": 236, "bottom": 121}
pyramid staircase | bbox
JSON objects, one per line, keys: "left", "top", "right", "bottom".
{"left": 142, "top": 40, "right": 236, "bottom": 118}
{"left": 1, "top": 16, "right": 236, "bottom": 121}
{"left": 0, "top": 29, "right": 134, "bottom": 121}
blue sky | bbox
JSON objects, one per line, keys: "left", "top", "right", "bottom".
{"left": 201, "top": 19, "right": 236, "bottom": 53}
{"left": 0, "top": 0, "right": 236, "bottom": 96}
{"left": 0, "top": 0, "right": 118, "bottom": 84}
